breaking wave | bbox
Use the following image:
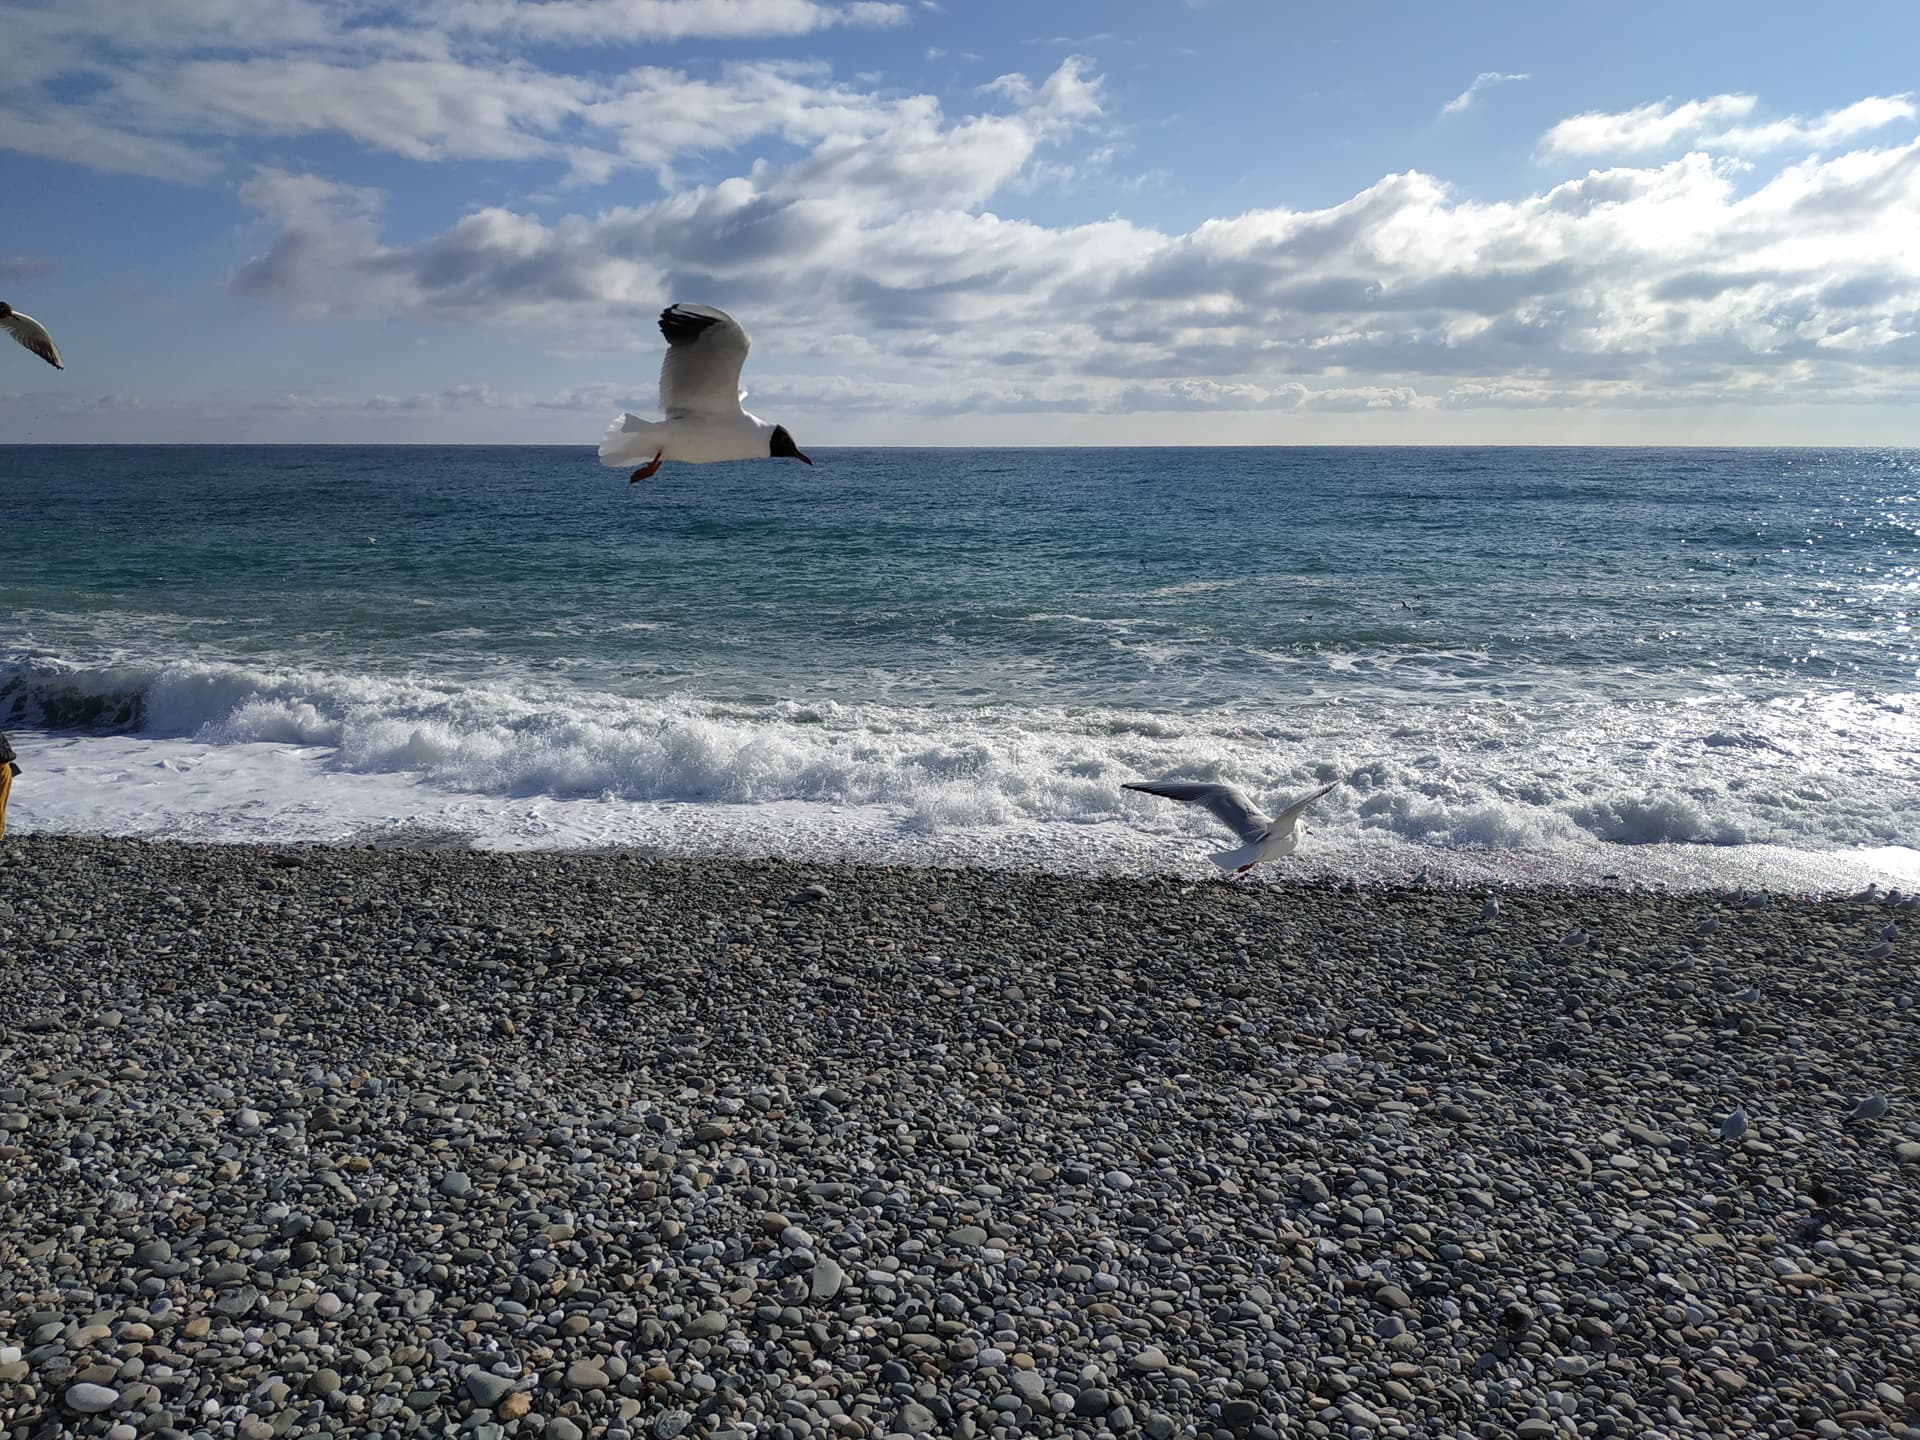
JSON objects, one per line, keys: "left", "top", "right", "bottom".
{"left": 6, "top": 650, "right": 1917, "bottom": 877}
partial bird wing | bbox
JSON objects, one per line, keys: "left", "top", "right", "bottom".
{"left": 1123, "top": 780, "right": 1272, "bottom": 842}
{"left": 3, "top": 309, "right": 63, "bottom": 369}
{"left": 657, "top": 304, "right": 749, "bottom": 418}
{"left": 1275, "top": 778, "right": 1341, "bottom": 830}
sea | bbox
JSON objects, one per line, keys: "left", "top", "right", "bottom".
{"left": 2, "top": 445, "right": 1916, "bottom": 892}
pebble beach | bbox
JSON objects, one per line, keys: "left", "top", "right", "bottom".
{"left": 2, "top": 834, "right": 1917, "bottom": 1440}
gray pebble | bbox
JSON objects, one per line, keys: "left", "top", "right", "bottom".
{"left": 465, "top": 1369, "right": 515, "bottom": 1407}
{"left": 65, "top": 1382, "right": 119, "bottom": 1413}
{"left": 2, "top": 838, "right": 1912, "bottom": 1440}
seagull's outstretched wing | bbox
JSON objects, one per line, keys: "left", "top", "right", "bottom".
{"left": 658, "top": 304, "right": 750, "bottom": 418}
{"left": 1275, "top": 778, "right": 1341, "bottom": 830}
{"left": 2, "top": 308, "right": 62, "bottom": 369}
{"left": 1123, "top": 780, "right": 1272, "bottom": 842}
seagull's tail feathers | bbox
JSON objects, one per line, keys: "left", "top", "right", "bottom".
{"left": 1209, "top": 840, "right": 1263, "bottom": 873}
{"left": 599, "top": 412, "right": 665, "bottom": 467}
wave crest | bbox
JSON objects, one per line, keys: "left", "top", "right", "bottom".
{"left": 5, "top": 651, "right": 1918, "bottom": 862}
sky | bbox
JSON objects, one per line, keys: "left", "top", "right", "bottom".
{"left": 3, "top": 0, "right": 1920, "bottom": 446}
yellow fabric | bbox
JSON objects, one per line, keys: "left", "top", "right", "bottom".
{"left": 0, "top": 763, "right": 11, "bottom": 842}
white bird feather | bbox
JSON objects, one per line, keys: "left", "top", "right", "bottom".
{"left": 1, "top": 302, "right": 62, "bottom": 369}
{"left": 1124, "top": 777, "right": 1341, "bottom": 876}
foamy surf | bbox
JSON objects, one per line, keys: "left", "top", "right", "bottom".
{"left": 5, "top": 652, "right": 1917, "bottom": 893}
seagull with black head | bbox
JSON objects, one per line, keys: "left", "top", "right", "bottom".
{"left": 599, "top": 304, "right": 810, "bottom": 483}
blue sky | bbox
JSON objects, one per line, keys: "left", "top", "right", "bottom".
{"left": 3, "top": 0, "right": 1919, "bottom": 444}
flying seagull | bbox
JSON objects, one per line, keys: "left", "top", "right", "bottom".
{"left": 598, "top": 303, "right": 809, "bottom": 483}
{"left": 1123, "top": 777, "right": 1340, "bottom": 877}
{"left": 1, "top": 302, "right": 62, "bottom": 369}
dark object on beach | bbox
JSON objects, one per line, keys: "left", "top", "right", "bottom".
{"left": 0, "top": 730, "right": 17, "bottom": 842}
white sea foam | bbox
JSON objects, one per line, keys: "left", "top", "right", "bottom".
{"left": 4, "top": 651, "right": 1918, "bottom": 891}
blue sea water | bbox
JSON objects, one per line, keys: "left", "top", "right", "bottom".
{"left": 3, "top": 444, "right": 1916, "bottom": 887}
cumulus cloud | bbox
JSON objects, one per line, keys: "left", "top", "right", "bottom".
{"left": 223, "top": 76, "right": 1920, "bottom": 420}
{"left": 229, "top": 58, "right": 1108, "bottom": 325}
{"left": 1542, "top": 92, "right": 1915, "bottom": 157}
{"left": 9, "top": 7, "right": 1920, "bottom": 430}
{"left": 1440, "top": 71, "right": 1528, "bottom": 117}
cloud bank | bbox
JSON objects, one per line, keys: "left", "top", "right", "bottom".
{"left": 228, "top": 105, "right": 1920, "bottom": 419}
{"left": 3, "top": 0, "right": 1918, "bottom": 432}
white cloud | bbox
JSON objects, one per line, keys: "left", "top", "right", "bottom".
{"left": 1716, "top": 94, "right": 1918, "bottom": 152}
{"left": 443, "top": 0, "right": 909, "bottom": 41}
{"left": 8, "top": 10, "right": 1920, "bottom": 433}
{"left": 1542, "top": 94, "right": 1756, "bottom": 155}
{"left": 0, "top": 0, "right": 915, "bottom": 182}
{"left": 582, "top": 61, "right": 1000, "bottom": 184}
{"left": 222, "top": 72, "right": 1920, "bottom": 421}
{"left": 124, "top": 58, "right": 599, "bottom": 164}
{"left": 1440, "top": 71, "right": 1528, "bottom": 117}
{"left": 0, "top": 109, "right": 224, "bottom": 182}
{"left": 238, "top": 167, "right": 386, "bottom": 223}
{"left": 1541, "top": 92, "right": 1914, "bottom": 157}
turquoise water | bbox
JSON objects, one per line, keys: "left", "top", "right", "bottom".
{"left": 3, "top": 445, "right": 1916, "bottom": 877}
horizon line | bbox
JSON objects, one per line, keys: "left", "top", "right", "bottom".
{"left": 3, "top": 440, "right": 1916, "bottom": 451}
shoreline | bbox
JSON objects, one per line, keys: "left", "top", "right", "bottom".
{"left": 2, "top": 832, "right": 1917, "bottom": 1439}
{"left": 8, "top": 808, "right": 1919, "bottom": 903}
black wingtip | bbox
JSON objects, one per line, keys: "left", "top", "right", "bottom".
{"left": 658, "top": 304, "right": 728, "bottom": 347}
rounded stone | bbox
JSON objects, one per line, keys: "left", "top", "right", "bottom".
{"left": 1074, "top": 1387, "right": 1112, "bottom": 1417}
{"left": 466, "top": 1370, "right": 515, "bottom": 1408}
{"left": 564, "top": 1359, "right": 610, "bottom": 1390}
{"left": 64, "top": 1382, "right": 119, "bottom": 1414}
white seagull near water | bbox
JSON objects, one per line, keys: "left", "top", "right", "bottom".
{"left": 1, "top": 301, "right": 62, "bottom": 369}
{"left": 1124, "top": 777, "right": 1341, "bottom": 877}
{"left": 599, "top": 304, "right": 810, "bottom": 482}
